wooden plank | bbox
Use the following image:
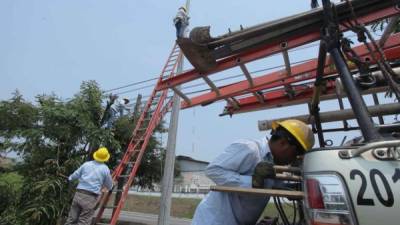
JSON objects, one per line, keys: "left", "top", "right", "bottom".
{"left": 273, "top": 165, "right": 301, "bottom": 173}
{"left": 275, "top": 173, "right": 302, "bottom": 182}
{"left": 210, "top": 186, "right": 304, "bottom": 199}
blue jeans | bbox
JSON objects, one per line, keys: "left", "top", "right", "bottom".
{"left": 175, "top": 21, "right": 185, "bottom": 38}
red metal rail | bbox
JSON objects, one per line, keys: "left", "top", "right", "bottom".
{"left": 156, "top": 6, "right": 398, "bottom": 92}
{"left": 184, "top": 37, "right": 400, "bottom": 108}
{"left": 222, "top": 45, "right": 400, "bottom": 115}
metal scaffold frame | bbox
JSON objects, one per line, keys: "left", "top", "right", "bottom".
{"left": 156, "top": 1, "right": 399, "bottom": 117}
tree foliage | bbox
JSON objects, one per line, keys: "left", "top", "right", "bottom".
{"left": 0, "top": 81, "right": 168, "bottom": 225}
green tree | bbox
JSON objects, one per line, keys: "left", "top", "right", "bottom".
{"left": 0, "top": 81, "right": 168, "bottom": 225}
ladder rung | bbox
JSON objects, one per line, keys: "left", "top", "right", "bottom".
{"left": 239, "top": 64, "right": 254, "bottom": 87}
{"left": 202, "top": 76, "right": 220, "bottom": 96}
{"left": 168, "top": 58, "right": 177, "bottom": 62}
{"left": 119, "top": 175, "right": 130, "bottom": 178}
{"left": 171, "top": 86, "right": 192, "bottom": 105}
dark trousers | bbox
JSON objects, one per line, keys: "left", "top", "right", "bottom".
{"left": 175, "top": 21, "right": 184, "bottom": 38}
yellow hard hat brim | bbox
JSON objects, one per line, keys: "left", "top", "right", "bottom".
{"left": 93, "top": 152, "right": 110, "bottom": 162}
{"left": 271, "top": 121, "right": 280, "bottom": 130}
{"left": 271, "top": 120, "right": 311, "bottom": 152}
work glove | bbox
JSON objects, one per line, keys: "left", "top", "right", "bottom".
{"left": 252, "top": 161, "right": 276, "bottom": 188}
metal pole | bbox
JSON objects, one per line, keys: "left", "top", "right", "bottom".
{"left": 329, "top": 49, "right": 381, "bottom": 141}
{"left": 258, "top": 102, "right": 400, "bottom": 131}
{"left": 379, "top": 15, "right": 400, "bottom": 47}
{"left": 157, "top": 84, "right": 181, "bottom": 225}
{"left": 321, "top": 0, "right": 381, "bottom": 142}
{"left": 157, "top": 2, "right": 190, "bottom": 224}
{"left": 311, "top": 42, "right": 328, "bottom": 147}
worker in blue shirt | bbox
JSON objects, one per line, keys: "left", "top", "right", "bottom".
{"left": 191, "top": 119, "right": 314, "bottom": 225}
{"left": 65, "top": 147, "right": 113, "bottom": 225}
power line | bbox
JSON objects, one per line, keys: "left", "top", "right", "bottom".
{"left": 104, "top": 77, "right": 159, "bottom": 93}
{"left": 106, "top": 31, "right": 364, "bottom": 96}
{"left": 102, "top": 41, "right": 323, "bottom": 94}
{"left": 114, "top": 83, "right": 155, "bottom": 96}
{"left": 118, "top": 58, "right": 314, "bottom": 99}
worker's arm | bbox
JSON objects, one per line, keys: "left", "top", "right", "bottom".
{"left": 206, "top": 142, "right": 258, "bottom": 188}
{"left": 103, "top": 169, "right": 113, "bottom": 191}
{"left": 68, "top": 164, "right": 84, "bottom": 181}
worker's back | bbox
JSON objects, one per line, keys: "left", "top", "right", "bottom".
{"left": 192, "top": 138, "right": 281, "bottom": 225}
{"left": 69, "top": 160, "right": 112, "bottom": 194}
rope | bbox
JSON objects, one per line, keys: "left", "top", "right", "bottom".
{"left": 344, "top": 0, "right": 400, "bottom": 101}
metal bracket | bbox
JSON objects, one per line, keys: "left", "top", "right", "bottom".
{"left": 339, "top": 140, "right": 400, "bottom": 159}
{"left": 372, "top": 147, "right": 400, "bottom": 160}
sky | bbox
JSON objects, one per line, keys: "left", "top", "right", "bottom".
{"left": 1, "top": 0, "right": 396, "bottom": 162}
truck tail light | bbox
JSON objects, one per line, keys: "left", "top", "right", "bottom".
{"left": 304, "top": 174, "right": 357, "bottom": 225}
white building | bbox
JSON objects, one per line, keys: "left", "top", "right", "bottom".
{"left": 173, "top": 155, "right": 215, "bottom": 194}
{"left": 134, "top": 155, "right": 215, "bottom": 195}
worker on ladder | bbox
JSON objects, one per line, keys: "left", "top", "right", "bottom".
{"left": 64, "top": 147, "right": 113, "bottom": 225}
{"left": 191, "top": 120, "right": 315, "bottom": 225}
{"left": 173, "top": 6, "right": 189, "bottom": 38}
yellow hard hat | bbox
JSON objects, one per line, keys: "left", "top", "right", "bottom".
{"left": 93, "top": 147, "right": 110, "bottom": 162}
{"left": 272, "top": 119, "right": 315, "bottom": 152}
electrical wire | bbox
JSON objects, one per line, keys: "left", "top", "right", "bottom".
{"left": 292, "top": 201, "right": 297, "bottom": 225}
{"left": 109, "top": 27, "right": 374, "bottom": 107}
{"left": 273, "top": 197, "right": 290, "bottom": 225}
{"left": 102, "top": 40, "right": 325, "bottom": 94}
{"left": 104, "top": 77, "right": 159, "bottom": 93}
{"left": 104, "top": 24, "right": 369, "bottom": 96}
{"left": 278, "top": 197, "right": 291, "bottom": 225}
{"left": 113, "top": 58, "right": 314, "bottom": 98}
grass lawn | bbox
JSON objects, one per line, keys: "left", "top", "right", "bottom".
{"left": 113, "top": 194, "right": 201, "bottom": 219}
{"left": 119, "top": 194, "right": 297, "bottom": 221}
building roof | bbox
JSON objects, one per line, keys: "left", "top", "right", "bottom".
{"left": 176, "top": 155, "right": 209, "bottom": 165}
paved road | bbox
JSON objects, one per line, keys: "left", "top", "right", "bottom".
{"left": 101, "top": 210, "right": 192, "bottom": 225}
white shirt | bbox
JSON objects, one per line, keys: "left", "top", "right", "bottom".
{"left": 68, "top": 161, "right": 113, "bottom": 194}
{"left": 192, "top": 138, "right": 280, "bottom": 225}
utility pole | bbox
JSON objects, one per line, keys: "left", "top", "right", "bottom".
{"left": 157, "top": 1, "right": 190, "bottom": 224}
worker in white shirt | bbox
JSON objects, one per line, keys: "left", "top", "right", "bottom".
{"left": 191, "top": 119, "right": 315, "bottom": 225}
{"left": 173, "top": 6, "right": 189, "bottom": 38}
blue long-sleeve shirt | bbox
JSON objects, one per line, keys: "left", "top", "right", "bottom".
{"left": 192, "top": 138, "right": 280, "bottom": 225}
{"left": 68, "top": 160, "right": 113, "bottom": 194}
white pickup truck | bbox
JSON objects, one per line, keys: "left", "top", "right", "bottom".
{"left": 302, "top": 140, "right": 400, "bottom": 225}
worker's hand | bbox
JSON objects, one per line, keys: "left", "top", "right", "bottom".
{"left": 252, "top": 161, "right": 276, "bottom": 188}
{"left": 57, "top": 172, "right": 69, "bottom": 182}
{"left": 254, "top": 161, "right": 276, "bottom": 178}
